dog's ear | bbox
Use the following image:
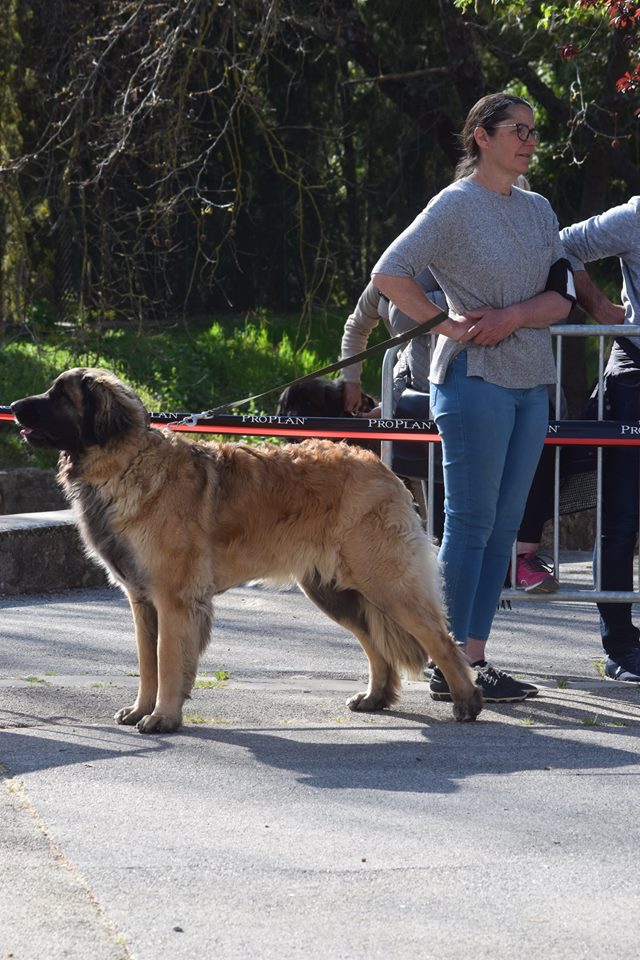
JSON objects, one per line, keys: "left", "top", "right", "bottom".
{"left": 323, "top": 380, "right": 345, "bottom": 417}
{"left": 80, "top": 373, "right": 147, "bottom": 447}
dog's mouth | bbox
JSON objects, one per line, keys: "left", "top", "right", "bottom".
{"left": 16, "top": 423, "right": 54, "bottom": 448}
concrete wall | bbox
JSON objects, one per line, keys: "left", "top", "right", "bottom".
{"left": 0, "top": 468, "right": 67, "bottom": 514}
{"left": 0, "top": 470, "right": 106, "bottom": 596}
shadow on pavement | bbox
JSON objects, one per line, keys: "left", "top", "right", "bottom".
{"left": 171, "top": 720, "right": 640, "bottom": 793}
{"left": 1, "top": 724, "right": 173, "bottom": 777}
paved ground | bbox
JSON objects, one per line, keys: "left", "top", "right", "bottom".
{"left": 1, "top": 558, "right": 640, "bottom": 960}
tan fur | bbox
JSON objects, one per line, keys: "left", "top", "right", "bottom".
{"left": 12, "top": 368, "right": 482, "bottom": 732}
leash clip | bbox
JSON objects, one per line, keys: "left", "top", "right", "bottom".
{"left": 167, "top": 412, "right": 202, "bottom": 430}
{"left": 182, "top": 413, "right": 201, "bottom": 427}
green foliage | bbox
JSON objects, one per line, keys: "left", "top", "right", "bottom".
{"left": 5, "top": 0, "right": 637, "bottom": 330}
{"left": 0, "top": 0, "right": 28, "bottom": 330}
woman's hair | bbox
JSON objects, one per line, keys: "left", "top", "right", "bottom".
{"left": 454, "top": 92, "right": 533, "bottom": 180}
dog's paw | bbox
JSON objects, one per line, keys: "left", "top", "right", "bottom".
{"left": 114, "top": 705, "right": 147, "bottom": 726}
{"left": 135, "top": 712, "right": 182, "bottom": 734}
{"left": 346, "top": 691, "right": 387, "bottom": 712}
{"left": 452, "top": 688, "right": 483, "bottom": 722}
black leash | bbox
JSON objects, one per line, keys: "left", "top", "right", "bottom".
{"left": 171, "top": 310, "right": 448, "bottom": 426}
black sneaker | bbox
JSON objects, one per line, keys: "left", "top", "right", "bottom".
{"left": 429, "top": 666, "right": 457, "bottom": 701}
{"left": 430, "top": 661, "right": 538, "bottom": 703}
{"left": 474, "top": 661, "right": 539, "bottom": 701}
{"left": 604, "top": 649, "right": 640, "bottom": 683}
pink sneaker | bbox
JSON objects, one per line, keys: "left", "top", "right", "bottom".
{"left": 515, "top": 552, "right": 559, "bottom": 594}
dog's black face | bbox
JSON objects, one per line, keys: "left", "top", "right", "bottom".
{"left": 277, "top": 378, "right": 376, "bottom": 419}
{"left": 11, "top": 368, "right": 148, "bottom": 453}
{"left": 277, "top": 377, "right": 379, "bottom": 453}
{"left": 12, "top": 376, "right": 86, "bottom": 451}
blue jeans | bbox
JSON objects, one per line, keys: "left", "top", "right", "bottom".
{"left": 595, "top": 371, "right": 640, "bottom": 656}
{"left": 431, "top": 352, "right": 549, "bottom": 645}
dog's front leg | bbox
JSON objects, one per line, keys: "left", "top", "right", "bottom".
{"left": 135, "top": 595, "right": 209, "bottom": 734}
{"left": 114, "top": 595, "right": 159, "bottom": 727}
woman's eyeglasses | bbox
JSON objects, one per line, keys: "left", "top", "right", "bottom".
{"left": 491, "top": 122, "right": 541, "bottom": 144}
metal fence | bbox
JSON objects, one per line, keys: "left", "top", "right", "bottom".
{"left": 380, "top": 323, "right": 640, "bottom": 605}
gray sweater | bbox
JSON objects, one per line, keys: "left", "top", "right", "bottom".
{"left": 372, "top": 178, "right": 564, "bottom": 387}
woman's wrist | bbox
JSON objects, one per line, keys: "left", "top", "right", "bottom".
{"left": 439, "top": 316, "right": 469, "bottom": 341}
{"left": 601, "top": 302, "right": 625, "bottom": 325}
{"left": 431, "top": 315, "right": 455, "bottom": 338}
{"left": 504, "top": 303, "right": 523, "bottom": 331}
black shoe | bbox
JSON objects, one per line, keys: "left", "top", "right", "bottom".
{"left": 429, "top": 666, "right": 457, "bottom": 701}
{"left": 430, "top": 661, "right": 538, "bottom": 703}
{"left": 474, "top": 661, "right": 539, "bottom": 701}
{"left": 604, "top": 649, "right": 640, "bottom": 683}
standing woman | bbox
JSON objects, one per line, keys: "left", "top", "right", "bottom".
{"left": 372, "top": 92, "right": 574, "bottom": 702}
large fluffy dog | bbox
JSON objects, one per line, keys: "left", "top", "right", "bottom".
{"left": 12, "top": 369, "right": 482, "bottom": 733}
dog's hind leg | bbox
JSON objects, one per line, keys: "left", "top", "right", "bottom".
{"left": 135, "top": 593, "right": 213, "bottom": 734}
{"left": 401, "top": 617, "right": 483, "bottom": 723}
{"left": 115, "top": 595, "right": 159, "bottom": 727}
{"left": 299, "top": 572, "right": 399, "bottom": 712}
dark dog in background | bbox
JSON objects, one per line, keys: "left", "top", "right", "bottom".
{"left": 277, "top": 376, "right": 379, "bottom": 453}
{"left": 277, "top": 376, "right": 432, "bottom": 524}
{"left": 277, "top": 376, "right": 376, "bottom": 419}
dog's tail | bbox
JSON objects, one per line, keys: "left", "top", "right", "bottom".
{"left": 358, "top": 577, "right": 483, "bottom": 714}
{"left": 366, "top": 604, "right": 428, "bottom": 679}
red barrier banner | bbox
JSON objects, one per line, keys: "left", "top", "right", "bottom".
{"left": 2, "top": 407, "right": 640, "bottom": 445}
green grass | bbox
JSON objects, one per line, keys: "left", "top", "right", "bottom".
{"left": 183, "top": 714, "right": 230, "bottom": 725}
{"left": 0, "top": 309, "right": 385, "bottom": 468}
{"left": 580, "top": 714, "right": 601, "bottom": 726}
{"left": 193, "top": 670, "right": 231, "bottom": 689}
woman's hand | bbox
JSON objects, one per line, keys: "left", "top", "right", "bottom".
{"left": 343, "top": 381, "right": 364, "bottom": 414}
{"left": 459, "top": 305, "right": 520, "bottom": 346}
{"left": 443, "top": 315, "right": 477, "bottom": 342}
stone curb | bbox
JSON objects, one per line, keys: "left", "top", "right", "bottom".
{"left": 0, "top": 510, "right": 107, "bottom": 596}
{"left": 0, "top": 467, "right": 67, "bottom": 513}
